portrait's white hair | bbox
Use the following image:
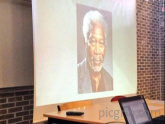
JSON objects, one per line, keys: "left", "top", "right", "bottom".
{"left": 82, "top": 11, "right": 108, "bottom": 44}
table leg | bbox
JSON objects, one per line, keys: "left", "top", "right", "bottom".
{"left": 48, "top": 118, "right": 54, "bottom": 124}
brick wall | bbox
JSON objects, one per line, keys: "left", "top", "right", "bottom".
{"left": 137, "top": 0, "right": 165, "bottom": 100}
{"left": 0, "top": 86, "right": 33, "bottom": 124}
{"left": 159, "top": 0, "right": 165, "bottom": 100}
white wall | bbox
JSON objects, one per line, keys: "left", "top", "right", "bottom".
{"left": 0, "top": 0, "right": 33, "bottom": 88}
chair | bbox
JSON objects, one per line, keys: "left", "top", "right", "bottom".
{"left": 57, "top": 100, "right": 93, "bottom": 111}
{"left": 111, "top": 96, "right": 126, "bottom": 102}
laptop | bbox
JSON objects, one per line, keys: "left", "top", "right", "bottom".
{"left": 118, "top": 95, "right": 165, "bottom": 124}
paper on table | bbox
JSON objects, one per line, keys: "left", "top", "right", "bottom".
{"left": 149, "top": 106, "right": 163, "bottom": 110}
{"left": 150, "top": 100, "right": 164, "bottom": 104}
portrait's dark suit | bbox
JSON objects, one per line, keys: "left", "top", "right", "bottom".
{"left": 78, "top": 59, "right": 113, "bottom": 94}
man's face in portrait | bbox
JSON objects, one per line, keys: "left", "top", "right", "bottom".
{"left": 86, "top": 23, "right": 105, "bottom": 72}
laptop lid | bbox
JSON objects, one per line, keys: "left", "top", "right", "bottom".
{"left": 118, "top": 95, "right": 153, "bottom": 124}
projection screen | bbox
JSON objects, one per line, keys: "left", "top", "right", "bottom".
{"left": 32, "top": 0, "right": 137, "bottom": 122}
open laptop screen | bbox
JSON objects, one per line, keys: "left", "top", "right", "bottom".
{"left": 121, "top": 98, "right": 152, "bottom": 124}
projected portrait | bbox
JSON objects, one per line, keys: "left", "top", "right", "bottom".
{"left": 77, "top": 4, "right": 113, "bottom": 94}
